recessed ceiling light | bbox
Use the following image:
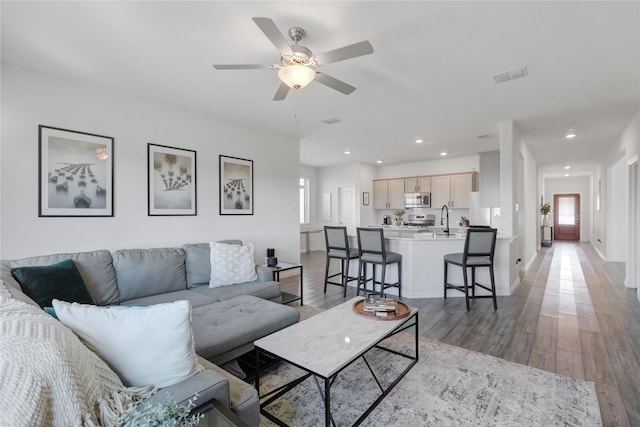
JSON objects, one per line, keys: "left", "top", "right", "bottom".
{"left": 564, "top": 165, "right": 571, "bottom": 170}
{"left": 344, "top": 150, "right": 351, "bottom": 155}
{"left": 376, "top": 160, "right": 382, "bottom": 164}
{"left": 564, "top": 173, "right": 570, "bottom": 177}
{"left": 415, "top": 139, "right": 423, "bottom": 143}
{"left": 565, "top": 125, "right": 577, "bottom": 139}
{"left": 440, "top": 152, "right": 447, "bottom": 156}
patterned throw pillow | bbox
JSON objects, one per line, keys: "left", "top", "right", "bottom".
{"left": 209, "top": 241, "right": 258, "bottom": 287}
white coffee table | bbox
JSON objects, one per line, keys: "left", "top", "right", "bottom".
{"left": 254, "top": 297, "right": 419, "bottom": 426}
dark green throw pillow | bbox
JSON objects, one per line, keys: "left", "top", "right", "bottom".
{"left": 11, "top": 259, "right": 95, "bottom": 308}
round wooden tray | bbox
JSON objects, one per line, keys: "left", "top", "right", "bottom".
{"left": 352, "top": 299, "right": 411, "bottom": 321}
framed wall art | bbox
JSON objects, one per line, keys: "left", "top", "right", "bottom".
{"left": 219, "top": 155, "right": 253, "bottom": 215}
{"left": 39, "top": 125, "right": 114, "bottom": 217}
{"left": 148, "top": 143, "right": 197, "bottom": 216}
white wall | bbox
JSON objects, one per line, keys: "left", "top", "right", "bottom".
{"left": 607, "top": 156, "right": 627, "bottom": 261}
{"left": 520, "top": 140, "right": 538, "bottom": 271}
{"left": 597, "top": 109, "right": 639, "bottom": 267}
{"left": 317, "top": 162, "right": 360, "bottom": 232}
{"left": 300, "top": 164, "right": 319, "bottom": 227}
{"left": 358, "top": 163, "right": 377, "bottom": 227}
{"left": 593, "top": 164, "right": 606, "bottom": 256}
{"left": 544, "top": 176, "right": 592, "bottom": 243}
{"left": 1, "top": 64, "right": 301, "bottom": 263}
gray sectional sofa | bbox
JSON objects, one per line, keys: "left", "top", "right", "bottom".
{"left": 1, "top": 241, "right": 301, "bottom": 426}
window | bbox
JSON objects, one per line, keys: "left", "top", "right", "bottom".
{"left": 299, "top": 178, "right": 309, "bottom": 224}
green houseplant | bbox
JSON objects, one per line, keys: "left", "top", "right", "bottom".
{"left": 393, "top": 209, "right": 405, "bottom": 225}
{"left": 540, "top": 202, "right": 552, "bottom": 226}
{"left": 120, "top": 392, "right": 203, "bottom": 427}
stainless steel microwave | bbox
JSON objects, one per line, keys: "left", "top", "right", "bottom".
{"left": 404, "top": 192, "right": 431, "bottom": 208}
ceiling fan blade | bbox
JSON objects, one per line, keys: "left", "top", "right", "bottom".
{"left": 252, "top": 17, "right": 293, "bottom": 54}
{"left": 314, "top": 41, "right": 374, "bottom": 65}
{"left": 314, "top": 72, "right": 356, "bottom": 95}
{"left": 273, "top": 82, "right": 290, "bottom": 101}
{"left": 213, "top": 64, "right": 275, "bottom": 70}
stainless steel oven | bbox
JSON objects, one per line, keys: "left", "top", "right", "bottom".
{"left": 404, "top": 192, "right": 431, "bottom": 208}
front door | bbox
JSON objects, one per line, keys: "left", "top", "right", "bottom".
{"left": 554, "top": 194, "right": 580, "bottom": 240}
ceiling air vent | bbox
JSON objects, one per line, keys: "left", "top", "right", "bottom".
{"left": 321, "top": 117, "right": 342, "bottom": 125}
{"left": 491, "top": 66, "right": 527, "bottom": 84}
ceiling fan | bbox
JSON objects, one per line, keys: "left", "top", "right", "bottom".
{"left": 213, "top": 17, "right": 374, "bottom": 101}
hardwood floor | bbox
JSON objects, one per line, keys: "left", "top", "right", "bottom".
{"left": 279, "top": 242, "right": 640, "bottom": 426}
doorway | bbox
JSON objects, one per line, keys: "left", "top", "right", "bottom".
{"left": 553, "top": 193, "right": 580, "bottom": 241}
{"left": 337, "top": 185, "right": 357, "bottom": 235}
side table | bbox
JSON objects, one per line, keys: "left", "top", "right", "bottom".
{"left": 262, "top": 262, "right": 303, "bottom": 306}
{"left": 541, "top": 225, "right": 553, "bottom": 246}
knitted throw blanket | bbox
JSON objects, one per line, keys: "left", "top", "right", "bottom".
{"left": 0, "top": 282, "right": 155, "bottom": 426}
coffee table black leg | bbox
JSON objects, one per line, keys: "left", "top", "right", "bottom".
{"left": 255, "top": 348, "right": 261, "bottom": 396}
{"left": 325, "top": 377, "right": 331, "bottom": 427}
{"left": 300, "top": 265, "right": 304, "bottom": 306}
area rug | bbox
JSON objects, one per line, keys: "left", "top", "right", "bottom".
{"left": 258, "top": 332, "right": 601, "bottom": 426}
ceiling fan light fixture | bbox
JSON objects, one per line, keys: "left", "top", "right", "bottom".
{"left": 278, "top": 65, "right": 315, "bottom": 89}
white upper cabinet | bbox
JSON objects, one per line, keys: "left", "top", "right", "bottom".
{"left": 373, "top": 179, "right": 405, "bottom": 209}
{"left": 375, "top": 173, "right": 476, "bottom": 209}
{"left": 404, "top": 176, "right": 431, "bottom": 193}
{"left": 431, "top": 173, "right": 477, "bottom": 209}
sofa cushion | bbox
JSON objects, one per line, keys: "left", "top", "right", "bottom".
{"left": 121, "top": 289, "right": 219, "bottom": 308}
{"left": 183, "top": 240, "right": 244, "bottom": 288}
{"left": 1, "top": 250, "right": 119, "bottom": 306}
{"left": 191, "top": 280, "right": 280, "bottom": 302}
{"left": 191, "top": 295, "right": 300, "bottom": 364}
{"left": 113, "top": 247, "right": 187, "bottom": 301}
{"left": 11, "top": 259, "right": 95, "bottom": 308}
{"left": 53, "top": 300, "right": 201, "bottom": 388}
{"left": 209, "top": 242, "right": 257, "bottom": 287}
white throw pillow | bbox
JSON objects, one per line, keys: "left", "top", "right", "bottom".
{"left": 52, "top": 299, "right": 201, "bottom": 388}
{"left": 209, "top": 241, "right": 258, "bottom": 287}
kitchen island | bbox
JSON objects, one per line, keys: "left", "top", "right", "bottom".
{"left": 349, "top": 229, "right": 519, "bottom": 299}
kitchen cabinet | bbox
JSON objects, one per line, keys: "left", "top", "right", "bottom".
{"left": 431, "top": 172, "right": 477, "bottom": 209}
{"left": 373, "top": 179, "right": 405, "bottom": 209}
{"left": 404, "top": 176, "right": 431, "bottom": 193}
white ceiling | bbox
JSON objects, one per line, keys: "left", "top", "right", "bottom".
{"left": 2, "top": 1, "right": 639, "bottom": 173}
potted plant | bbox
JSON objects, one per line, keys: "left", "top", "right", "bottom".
{"left": 120, "top": 392, "right": 203, "bottom": 427}
{"left": 393, "top": 209, "right": 405, "bottom": 225}
{"left": 540, "top": 202, "right": 552, "bottom": 226}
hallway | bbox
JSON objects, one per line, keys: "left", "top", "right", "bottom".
{"left": 282, "top": 242, "right": 640, "bottom": 426}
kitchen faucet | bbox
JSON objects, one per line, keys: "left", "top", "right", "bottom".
{"left": 441, "top": 204, "right": 450, "bottom": 236}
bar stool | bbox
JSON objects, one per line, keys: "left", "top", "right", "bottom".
{"left": 323, "top": 226, "right": 359, "bottom": 297}
{"left": 356, "top": 227, "right": 402, "bottom": 298}
{"left": 443, "top": 227, "right": 498, "bottom": 311}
